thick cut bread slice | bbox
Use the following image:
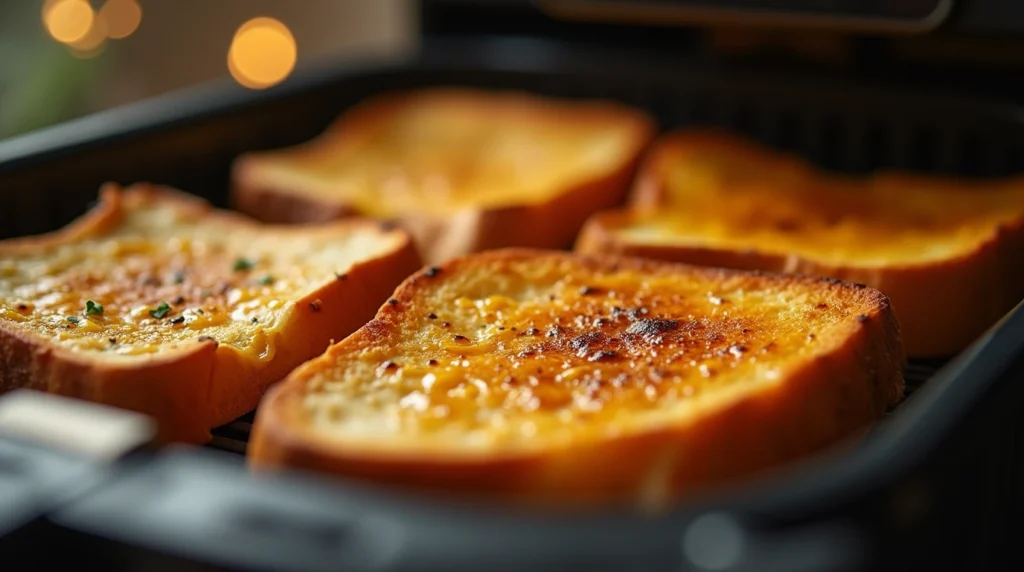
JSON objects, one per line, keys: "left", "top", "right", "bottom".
{"left": 231, "top": 88, "right": 655, "bottom": 264}
{"left": 0, "top": 183, "right": 421, "bottom": 443}
{"left": 249, "top": 249, "right": 904, "bottom": 507}
{"left": 576, "top": 129, "right": 1024, "bottom": 357}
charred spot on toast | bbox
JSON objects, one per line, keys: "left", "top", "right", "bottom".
{"left": 625, "top": 318, "right": 679, "bottom": 338}
{"left": 569, "top": 332, "right": 604, "bottom": 355}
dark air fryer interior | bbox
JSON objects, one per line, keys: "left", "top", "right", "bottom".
{"left": 0, "top": 12, "right": 1023, "bottom": 569}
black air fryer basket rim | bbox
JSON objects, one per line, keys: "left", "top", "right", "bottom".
{"left": 0, "top": 37, "right": 1022, "bottom": 523}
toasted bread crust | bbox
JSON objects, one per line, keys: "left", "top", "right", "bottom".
{"left": 231, "top": 88, "right": 655, "bottom": 264}
{"left": 0, "top": 184, "right": 422, "bottom": 443}
{"left": 576, "top": 129, "right": 1024, "bottom": 357}
{"left": 249, "top": 249, "right": 904, "bottom": 507}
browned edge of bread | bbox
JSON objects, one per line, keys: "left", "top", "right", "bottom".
{"left": 230, "top": 88, "right": 657, "bottom": 264}
{"left": 247, "top": 248, "right": 905, "bottom": 509}
{"left": 577, "top": 129, "right": 1024, "bottom": 357}
{"left": 0, "top": 183, "right": 423, "bottom": 444}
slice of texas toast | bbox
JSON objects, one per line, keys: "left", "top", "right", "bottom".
{"left": 248, "top": 249, "right": 904, "bottom": 507}
{"left": 576, "top": 129, "right": 1024, "bottom": 357}
{"left": 231, "top": 88, "right": 655, "bottom": 264}
{"left": 0, "top": 183, "right": 421, "bottom": 443}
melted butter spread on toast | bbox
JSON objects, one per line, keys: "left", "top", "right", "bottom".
{"left": 302, "top": 258, "right": 868, "bottom": 447}
{"left": 0, "top": 198, "right": 397, "bottom": 357}
{"left": 253, "top": 92, "right": 647, "bottom": 216}
{"left": 619, "top": 137, "right": 1024, "bottom": 266}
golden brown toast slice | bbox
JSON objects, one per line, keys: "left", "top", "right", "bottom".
{"left": 576, "top": 129, "right": 1024, "bottom": 357}
{"left": 248, "top": 249, "right": 904, "bottom": 507}
{"left": 0, "top": 183, "right": 421, "bottom": 443}
{"left": 231, "top": 88, "right": 655, "bottom": 264}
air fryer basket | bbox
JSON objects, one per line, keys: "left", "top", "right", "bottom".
{"left": 1, "top": 38, "right": 1023, "bottom": 571}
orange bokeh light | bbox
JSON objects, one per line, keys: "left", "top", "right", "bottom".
{"left": 43, "top": 0, "right": 95, "bottom": 45}
{"left": 228, "top": 17, "right": 298, "bottom": 90}
{"left": 100, "top": 0, "right": 142, "bottom": 40}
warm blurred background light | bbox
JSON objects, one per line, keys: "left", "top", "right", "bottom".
{"left": 43, "top": 0, "right": 95, "bottom": 44}
{"left": 42, "top": 0, "right": 142, "bottom": 58}
{"left": 100, "top": 0, "right": 142, "bottom": 40}
{"left": 0, "top": 1, "right": 412, "bottom": 139}
{"left": 228, "top": 17, "right": 297, "bottom": 90}
{"left": 68, "top": 5, "right": 107, "bottom": 57}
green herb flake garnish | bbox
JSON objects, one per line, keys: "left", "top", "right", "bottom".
{"left": 66, "top": 316, "right": 80, "bottom": 324}
{"left": 233, "top": 258, "right": 255, "bottom": 272}
{"left": 257, "top": 275, "right": 274, "bottom": 286}
{"left": 251, "top": 317, "right": 258, "bottom": 324}
{"left": 85, "top": 300, "right": 103, "bottom": 316}
{"left": 149, "top": 302, "right": 172, "bottom": 319}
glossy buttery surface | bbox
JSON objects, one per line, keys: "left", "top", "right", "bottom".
{"left": 620, "top": 137, "right": 1024, "bottom": 266}
{"left": 255, "top": 92, "right": 646, "bottom": 216}
{"left": 0, "top": 200, "right": 399, "bottom": 358}
{"left": 299, "top": 257, "right": 866, "bottom": 450}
